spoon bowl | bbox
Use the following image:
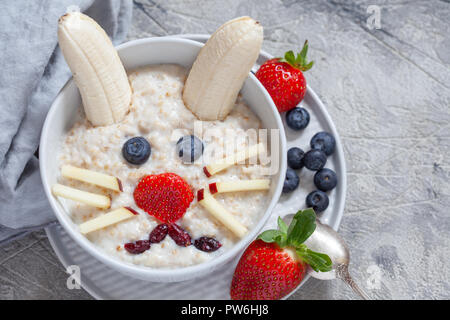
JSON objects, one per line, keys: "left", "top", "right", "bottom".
{"left": 305, "top": 219, "right": 371, "bottom": 299}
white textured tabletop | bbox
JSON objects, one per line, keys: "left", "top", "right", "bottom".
{"left": 1, "top": 0, "right": 449, "bottom": 300}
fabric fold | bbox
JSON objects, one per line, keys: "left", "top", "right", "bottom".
{"left": 0, "top": 0, "right": 133, "bottom": 244}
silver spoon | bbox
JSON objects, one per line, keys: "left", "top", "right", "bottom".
{"left": 304, "top": 219, "right": 371, "bottom": 300}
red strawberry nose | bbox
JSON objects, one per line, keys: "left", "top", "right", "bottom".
{"left": 133, "top": 173, "right": 194, "bottom": 223}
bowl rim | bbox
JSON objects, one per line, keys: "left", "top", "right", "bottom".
{"left": 39, "top": 36, "right": 287, "bottom": 281}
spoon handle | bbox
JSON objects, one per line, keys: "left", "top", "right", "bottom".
{"left": 336, "top": 264, "right": 371, "bottom": 300}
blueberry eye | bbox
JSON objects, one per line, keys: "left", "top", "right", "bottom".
{"left": 176, "top": 135, "right": 204, "bottom": 163}
{"left": 122, "top": 137, "right": 151, "bottom": 165}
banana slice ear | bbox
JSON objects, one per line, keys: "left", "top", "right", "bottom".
{"left": 183, "top": 17, "right": 263, "bottom": 121}
{"left": 58, "top": 12, "right": 131, "bottom": 127}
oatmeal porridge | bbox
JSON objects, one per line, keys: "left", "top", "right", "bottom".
{"left": 56, "top": 64, "right": 271, "bottom": 268}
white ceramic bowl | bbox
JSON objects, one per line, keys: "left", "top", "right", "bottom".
{"left": 40, "top": 37, "right": 287, "bottom": 282}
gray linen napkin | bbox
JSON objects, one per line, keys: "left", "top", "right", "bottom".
{"left": 0, "top": 0, "right": 133, "bottom": 244}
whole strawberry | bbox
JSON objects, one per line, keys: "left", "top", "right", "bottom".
{"left": 230, "top": 209, "right": 331, "bottom": 300}
{"left": 256, "top": 41, "right": 313, "bottom": 113}
{"left": 133, "top": 173, "right": 194, "bottom": 223}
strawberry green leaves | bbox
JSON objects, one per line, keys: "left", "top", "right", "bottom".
{"left": 283, "top": 51, "right": 297, "bottom": 66}
{"left": 258, "top": 217, "right": 288, "bottom": 247}
{"left": 257, "top": 209, "right": 332, "bottom": 272}
{"left": 279, "top": 40, "right": 314, "bottom": 72}
{"left": 287, "top": 208, "right": 316, "bottom": 247}
{"left": 258, "top": 209, "right": 316, "bottom": 247}
{"left": 257, "top": 229, "right": 285, "bottom": 243}
{"left": 277, "top": 216, "right": 288, "bottom": 233}
{"left": 296, "top": 245, "right": 332, "bottom": 272}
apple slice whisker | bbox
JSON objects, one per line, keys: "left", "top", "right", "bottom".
{"left": 209, "top": 179, "right": 270, "bottom": 194}
{"left": 52, "top": 183, "right": 111, "bottom": 209}
{"left": 203, "top": 143, "right": 265, "bottom": 177}
{"left": 197, "top": 189, "right": 247, "bottom": 238}
{"left": 61, "top": 165, "right": 123, "bottom": 192}
{"left": 79, "top": 207, "right": 138, "bottom": 234}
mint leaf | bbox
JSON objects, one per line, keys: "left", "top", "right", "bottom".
{"left": 287, "top": 208, "right": 316, "bottom": 247}
{"left": 258, "top": 229, "right": 284, "bottom": 243}
{"left": 296, "top": 244, "right": 332, "bottom": 272}
{"left": 277, "top": 217, "right": 288, "bottom": 234}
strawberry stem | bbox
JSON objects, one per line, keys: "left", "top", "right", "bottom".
{"left": 257, "top": 209, "right": 332, "bottom": 272}
{"left": 279, "top": 40, "right": 314, "bottom": 72}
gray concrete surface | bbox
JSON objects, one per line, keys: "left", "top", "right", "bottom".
{"left": 1, "top": 0, "right": 449, "bottom": 299}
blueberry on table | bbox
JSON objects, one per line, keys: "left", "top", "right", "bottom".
{"left": 285, "top": 107, "right": 310, "bottom": 130}
{"left": 287, "top": 147, "right": 305, "bottom": 169}
{"left": 176, "top": 135, "right": 204, "bottom": 163}
{"left": 310, "top": 132, "right": 336, "bottom": 156}
{"left": 306, "top": 190, "right": 329, "bottom": 212}
{"left": 122, "top": 137, "right": 151, "bottom": 165}
{"left": 303, "top": 149, "right": 327, "bottom": 171}
{"left": 314, "top": 168, "right": 338, "bottom": 191}
{"left": 282, "top": 168, "right": 300, "bottom": 193}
